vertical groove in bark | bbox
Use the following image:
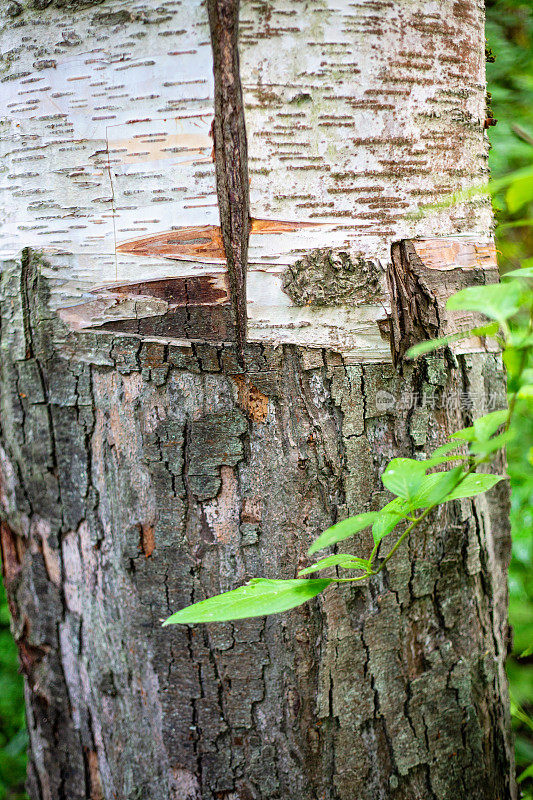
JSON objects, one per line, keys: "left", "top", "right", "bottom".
{"left": 208, "top": 0, "right": 250, "bottom": 356}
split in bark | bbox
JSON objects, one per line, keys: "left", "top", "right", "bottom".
{"left": 208, "top": 0, "right": 250, "bottom": 357}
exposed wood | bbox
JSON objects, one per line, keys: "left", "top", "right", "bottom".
{"left": 108, "top": 275, "right": 230, "bottom": 306}
{"left": 116, "top": 219, "right": 328, "bottom": 264}
{"left": 56, "top": 234, "right": 499, "bottom": 361}
{"left": 59, "top": 273, "right": 232, "bottom": 335}
{"left": 139, "top": 523, "right": 156, "bottom": 558}
{"left": 116, "top": 225, "right": 227, "bottom": 263}
{"left": 388, "top": 241, "right": 440, "bottom": 367}
{"left": 0, "top": 521, "right": 24, "bottom": 591}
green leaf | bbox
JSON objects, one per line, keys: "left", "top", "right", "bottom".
{"left": 162, "top": 578, "right": 332, "bottom": 625}
{"left": 471, "top": 322, "right": 501, "bottom": 337}
{"left": 508, "top": 332, "right": 533, "bottom": 349}
{"left": 406, "top": 333, "right": 459, "bottom": 358}
{"left": 504, "top": 347, "right": 524, "bottom": 381}
{"left": 298, "top": 554, "right": 370, "bottom": 577}
{"left": 372, "top": 498, "right": 411, "bottom": 544}
{"left": 446, "top": 281, "right": 523, "bottom": 323}
{"left": 308, "top": 512, "right": 377, "bottom": 555}
{"left": 403, "top": 470, "right": 504, "bottom": 507}
{"left": 496, "top": 218, "right": 533, "bottom": 231}
{"left": 451, "top": 425, "right": 477, "bottom": 442}
{"left": 505, "top": 266, "right": 533, "bottom": 279}
{"left": 488, "top": 165, "right": 533, "bottom": 196}
{"left": 381, "top": 458, "right": 427, "bottom": 500}
{"left": 518, "top": 385, "right": 533, "bottom": 400}
{"left": 445, "top": 473, "right": 505, "bottom": 501}
{"left": 506, "top": 175, "right": 533, "bottom": 213}
{"left": 422, "top": 454, "right": 465, "bottom": 468}
{"left": 473, "top": 409, "right": 508, "bottom": 440}
{"left": 431, "top": 440, "right": 464, "bottom": 457}
{"left": 405, "top": 323, "right": 500, "bottom": 359}
{"left": 372, "top": 513, "right": 401, "bottom": 544}
{"left": 520, "top": 643, "right": 533, "bottom": 659}
{"left": 517, "top": 762, "right": 533, "bottom": 784}
{"left": 469, "top": 430, "right": 514, "bottom": 456}
{"left": 412, "top": 467, "right": 464, "bottom": 507}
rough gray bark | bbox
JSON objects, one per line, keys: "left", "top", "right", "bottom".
{"left": 0, "top": 0, "right": 515, "bottom": 799}
{"left": 0, "top": 249, "right": 514, "bottom": 800}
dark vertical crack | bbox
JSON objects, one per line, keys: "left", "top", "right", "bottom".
{"left": 207, "top": 0, "right": 250, "bottom": 359}
{"left": 387, "top": 240, "right": 440, "bottom": 369}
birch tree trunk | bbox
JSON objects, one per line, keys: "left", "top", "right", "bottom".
{"left": 0, "top": 1, "right": 515, "bottom": 799}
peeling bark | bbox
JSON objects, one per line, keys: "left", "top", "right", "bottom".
{"left": 388, "top": 238, "right": 499, "bottom": 366}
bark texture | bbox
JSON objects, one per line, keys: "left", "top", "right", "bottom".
{"left": 387, "top": 239, "right": 500, "bottom": 366}
{"left": 208, "top": 0, "right": 250, "bottom": 354}
{"left": 0, "top": 0, "right": 516, "bottom": 799}
{"left": 1, "top": 251, "right": 514, "bottom": 800}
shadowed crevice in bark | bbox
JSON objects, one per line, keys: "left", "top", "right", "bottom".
{"left": 207, "top": 0, "right": 250, "bottom": 358}
{"left": 387, "top": 238, "right": 500, "bottom": 370}
{"left": 387, "top": 240, "right": 440, "bottom": 369}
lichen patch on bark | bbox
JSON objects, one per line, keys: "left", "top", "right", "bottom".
{"left": 282, "top": 249, "right": 382, "bottom": 307}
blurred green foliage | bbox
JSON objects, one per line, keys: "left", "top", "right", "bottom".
{"left": 0, "top": 1, "right": 532, "bottom": 797}
{"left": 487, "top": 0, "right": 533, "bottom": 273}
{"left": 487, "top": 1, "right": 533, "bottom": 796}
{"left": 486, "top": 1, "right": 533, "bottom": 178}
{"left": 0, "top": 582, "right": 27, "bottom": 800}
